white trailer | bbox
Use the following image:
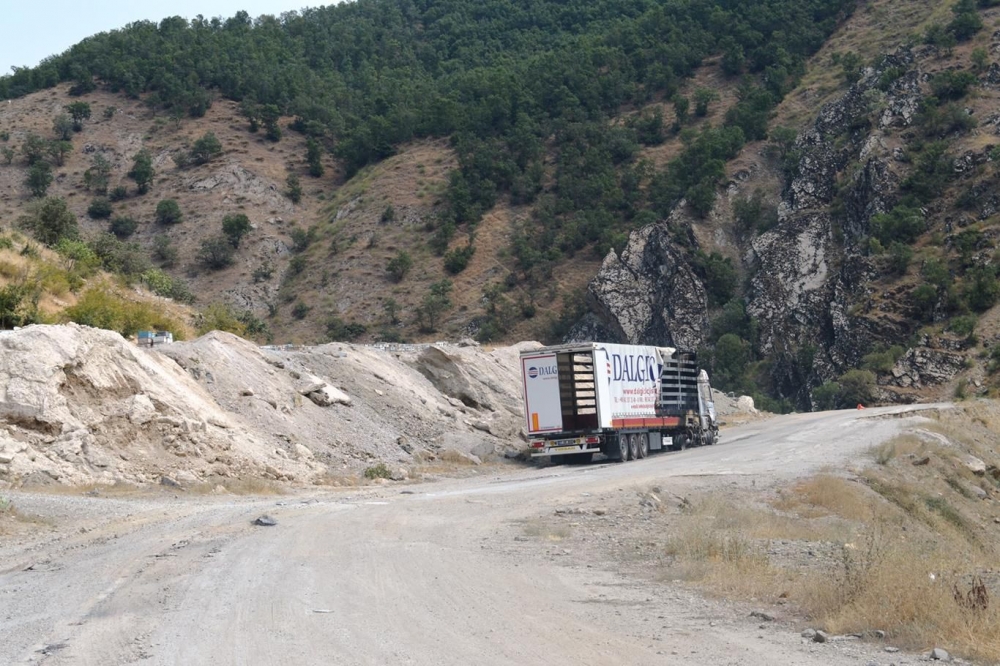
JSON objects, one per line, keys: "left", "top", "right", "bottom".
{"left": 520, "top": 342, "right": 718, "bottom": 463}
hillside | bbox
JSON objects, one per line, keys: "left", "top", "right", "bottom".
{"left": 5, "top": 0, "right": 1000, "bottom": 410}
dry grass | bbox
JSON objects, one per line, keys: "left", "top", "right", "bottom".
{"left": 662, "top": 422, "right": 1000, "bottom": 662}
{"left": 871, "top": 434, "right": 928, "bottom": 466}
{"left": 774, "top": 474, "right": 871, "bottom": 521}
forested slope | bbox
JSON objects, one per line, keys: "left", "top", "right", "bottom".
{"left": 21, "top": 0, "right": 1000, "bottom": 411}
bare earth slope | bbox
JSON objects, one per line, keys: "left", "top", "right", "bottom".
{"left": 0, "top": 324, "right": 533, "bottom": 488}
{"left": 0, "top": 404, "right": 942, "bottom": 666}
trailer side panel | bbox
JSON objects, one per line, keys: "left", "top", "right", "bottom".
{"left": 521, "top": 352, "right": 563, "bottom": 435}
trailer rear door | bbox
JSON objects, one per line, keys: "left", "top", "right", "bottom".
{"left": 521, "top": 352, "right": 563, "bottom": 435}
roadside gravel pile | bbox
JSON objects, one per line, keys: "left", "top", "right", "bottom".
{"left": 0, "top": 325, "right": 534, "bottom": 488}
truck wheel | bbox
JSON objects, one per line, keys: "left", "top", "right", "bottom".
{"left": 706, "top": 429, "right": 716, "bottom": 446}
{"left": 637, "top": 433, "right": 649, "bottom": 459}
{"left": 627, "top": 433, "right": 639, "bottom": 461}
{"left": 607, "top": 434, "right": 628, "bottom": 462}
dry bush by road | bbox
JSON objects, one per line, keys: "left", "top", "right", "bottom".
{"left": 658, "top": 403, "right": 1000, "bottom": 662}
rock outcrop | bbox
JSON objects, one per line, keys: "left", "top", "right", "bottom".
{"left": 586, "top": 223, "right": 708, "bottom": 350}
{"left": 579, "top": 47, "right": 973, "bottom": 406}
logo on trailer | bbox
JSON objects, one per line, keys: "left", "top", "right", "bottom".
{"left": 527, "top": 365, "right": 557, "bottom": 379}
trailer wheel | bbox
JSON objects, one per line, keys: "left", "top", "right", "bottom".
{"left": 637, "top": 432, "right": 649, "bottom": 459}
{"left": 672, "top": 434, "right": 687, "bottom": 451}
{"left": 606, "top": 434, "right": 628, "bottom": 462}
{"left": 627, "top": 433, "right": 639, "bottom": 461}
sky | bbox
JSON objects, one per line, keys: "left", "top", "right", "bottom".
{"left": 2, "top": 1, "right": 327, "bottom": 74}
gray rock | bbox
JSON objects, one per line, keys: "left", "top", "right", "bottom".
{"left": 750, "top": 611, "right": 774, "bottom": 622}
{"left": 240, "top": 388, "right": 255, "bottom": 396}
{"left": 801, "top": 628, "right": 817, "bottom": 639}
{"left": 470, "top": 440, "right": 496, "bottom": 460}
{"left": 305, "top": 384, "right": 352, "bottom": 407}
{"left": 253, "top": 515, "right": 277, "bottom": 527}
{"left": 813, "top": 630, "right": 829, "bottom": 643}
{"left": 175, "top": 470, "right": 198, "bottom": 485}
{"left": 438, "top": 448, "right": 482, "bottom": 465}
{"left": 408, "top": 347, "right": 490, "bottom": 411}
{"left": 889, "top": 349, "right": 967, "bottom": 389}
{"left": 962, "top": 455, "right": 987, "bottom": 476}
{"left": 160, "top": 475, "right": 182, "bottom": 488}
{"left": 929, "top": 647, "right": 950, "bottom": 661}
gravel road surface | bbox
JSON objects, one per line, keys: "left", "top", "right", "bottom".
{"left": 0, "top": 404, "right": 945, "bottom": 665}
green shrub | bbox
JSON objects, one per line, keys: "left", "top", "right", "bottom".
{"left": 54, "top": 238, "right": 101, "bottom": 275}
{"left": 109, "top": 215, "right": 138, "bottom": 238}
{"left": 195, "top": 303, "right": 247, "bottom": 337}
{"left": 190, "top": 131, "right": 222, "bottom": 164}
{"left": 140, "top": 268, "right": 194, "bottom": 303}
{"left": 929, "top": 70, "right": 977, "bottom": 100}
{"left": 63, "top": 286, "right": 184, "bottom": 338}
{"left": 89, "top": 233, "right": 149, "bottom": 277}
{"left": 152, "top": 234, "right": 177, "bottom": 267}
{"left": 0, "top": 282, "right": 40, "bottom": 329}
{"left": 289, "top": 226, "right": 315, "bottom": 252}
{"left": 812, "top": 381, "right": 841, "bottom": 411}
{"left": 87, "top": 197, "right": 113, "bottom": 219}
{"left": 287, "top": 255, "right": 306, "bottom": 276}
{"left": 887, "top": 241, "right": 912, "bottom": 275}
{"left": 443, "top": 244, "right": 475, "bottom": 274}
{"left": 363, "top": 463, "right": 391, "bottom": 480}
{"left": 861, "top": 346, "right": 905, "bottom": 373}
{"left": 155, "top": 199, "right": 182, "bottom": 225}
{"left": 964, "top": 266, "right": 1000, "bottom": 312}
{"left": 326, "top": 316, "right": 367, "bottom": 341}
{"left": 198, "top": 236, "right": 235, "bottom": 270}
{"left": 291, "top": 301, "right": 311, "bottom": 319}
{"left": 222, "top": 213, "right": 252, "bottom": 248}
{"left": 694, "top": 251, "right": 737, "bottom": 307}
{"left": 108, "top": 186, "right": 128, "bottom": 202}
{"left": 870, "top": 206, "right": 924, "bottom": 245}
{"left": 838, "top": 369, "right": 876, "bottom": 407}
{"left": 20, "top": 197, "right": 79, "bottom": 246}
{"left": 949, "top": 314, "right": 978, "bottom": 340}
{"left": 386, "top": 250, "right": 412, "bottom": 282}
{"left": 285, "top": 173, "right": 302, "bottom": 203}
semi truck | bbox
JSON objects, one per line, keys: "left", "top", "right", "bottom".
{"left": 519, "top": 342, "right": 718, "bottom": 463}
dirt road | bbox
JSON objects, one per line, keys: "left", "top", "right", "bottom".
{"left": 0, "top": 405, "right": 944, "bottom": 665}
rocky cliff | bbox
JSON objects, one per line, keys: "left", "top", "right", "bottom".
{"left": 582, "top": 42, "right": 998, "bottom": 407}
